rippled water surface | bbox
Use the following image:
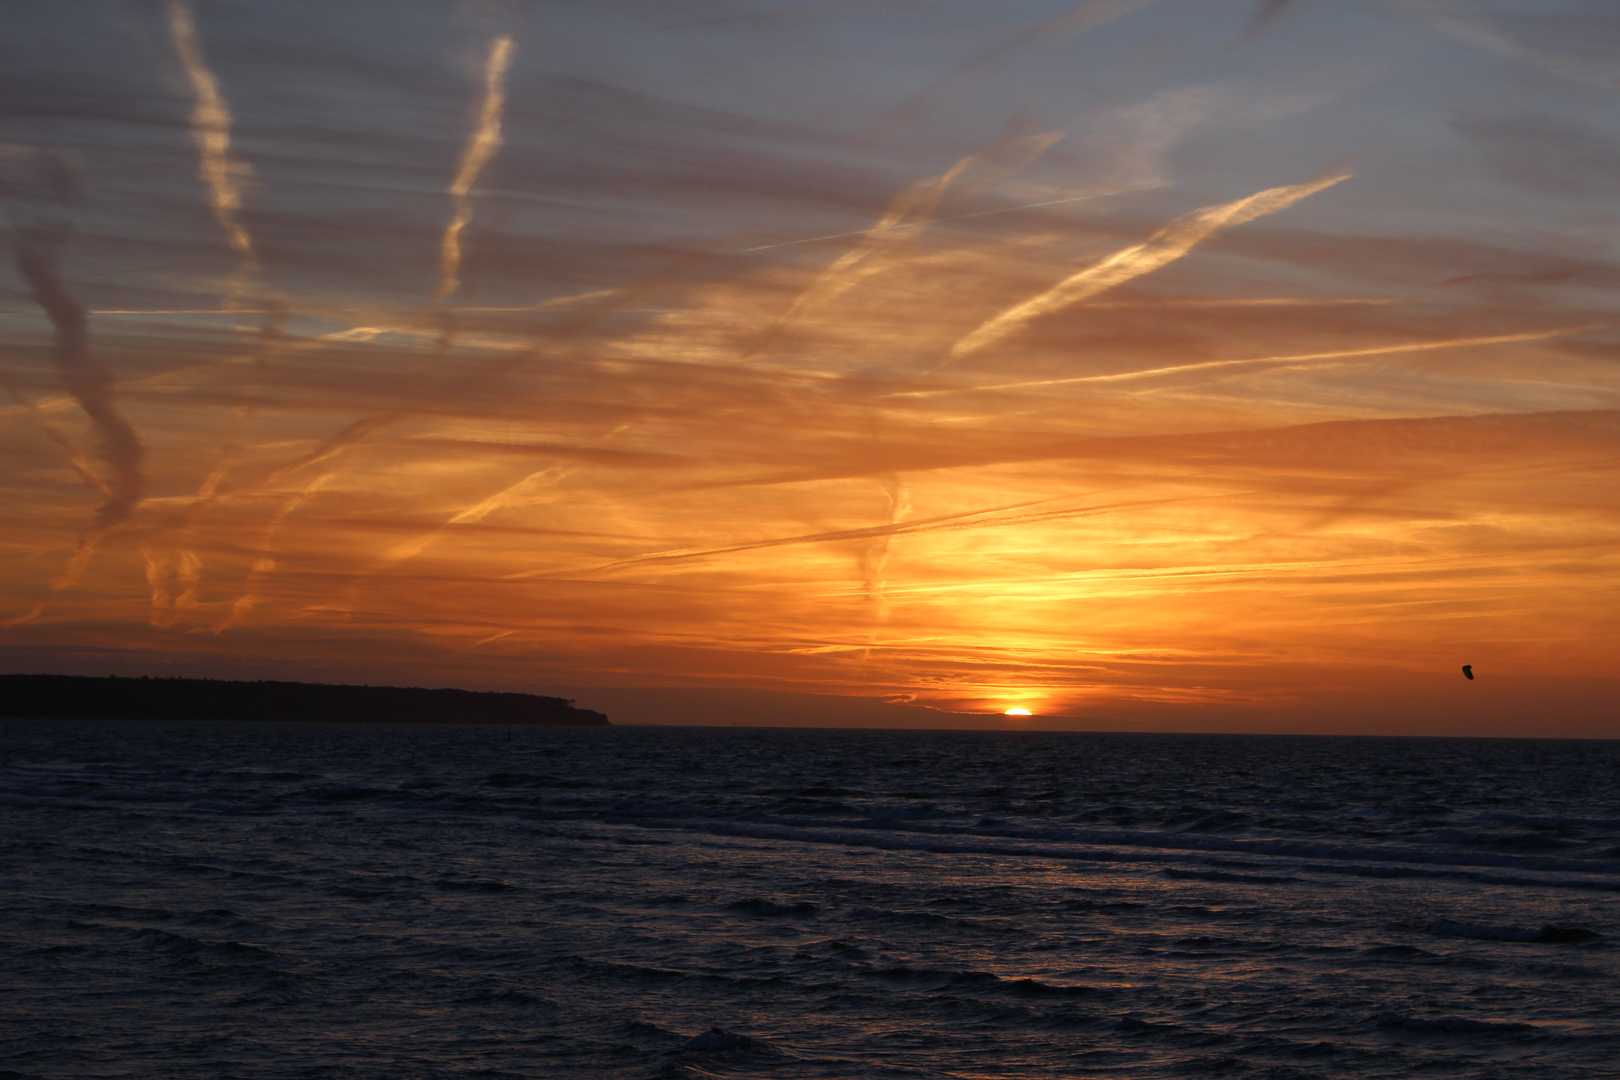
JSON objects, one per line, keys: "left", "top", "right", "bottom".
{"left": 4, "top": 721, "right": 1620, "bottom": 1079}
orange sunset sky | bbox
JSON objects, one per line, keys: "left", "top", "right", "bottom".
{"left": 5, "top": 0, "right": 1620, "bottom": 735}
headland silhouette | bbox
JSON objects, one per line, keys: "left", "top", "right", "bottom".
{"left": 0, "top": 674, "right": 609, "bottom": 726}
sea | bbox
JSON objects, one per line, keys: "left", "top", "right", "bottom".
{"left": 3, "top": 722, "right": 1619, "bottom": 1079}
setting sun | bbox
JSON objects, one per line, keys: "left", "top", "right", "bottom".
{"left": 1003, "top": 708, "right": 1033, "bottom": 717}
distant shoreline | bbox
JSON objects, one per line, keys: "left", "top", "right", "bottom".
{"left": 0, "top": 674, "right": 610, "bottom": 726}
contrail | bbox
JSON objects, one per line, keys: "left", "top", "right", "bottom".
{"left": 3, "top": 533, "right": 106, "bottom": 627}
{"left": 225, "top": 413, "right": 402, "bottom": 499}
{"left": 741, "top": 126, "right": 1064, "bottom": 360}
{"left": 893, "top": 326, "right": 1593, "bottom": 398}
{"left": 949, "top": 165, "right": 1352, "bottom": 359}
{"left": 175, "top": 410, "right": 402, "bottom": 544}
{"left": 2, "top": 381, "right": 112, "bottom": 499}
{"left": 1, "top": 165, "right": 145, "bottom": 628}
{"left": 1082, "top": 297, "right": 1392, "bottom": 308}
{"left": 436, "top": 34, "right": 514, "bottom": 304}
{"left": 590, "top": 490, "right": 1230, "bottom": 573}
{"left": 735, "top": 179, "right": 1175, "bottom": 254}
{"left": 736, "top": 160, "right": 971, "bottom": 360}
{"left": 217, "top": 471, "right": 336, "bottom": 632}
{"left": 1387, "top": 0, "right": 1620, "bottom": 91}
{"left": 141, "top": 457, "right": 234, "bottom": 628}
{"left": 859, "top": 473, "right": 910, "bottom": 618}
{"left": 214, "top": 252, "right": 705, "bottom": 623}
{"left": 141, "top": 545, "right": 202, "bottom": 629}
{"left": 373, "top": 466, "right": 566, "bottom": 571}
{"left": 13, "top": 221, "right": 146, "bottom": 530}
{"left": 587, "top": 497, "right": 1049, "bottom": 573}
{"left": 752, "top": 158, "right": 970, "bottom": 327}
{"left": 167, "top": 0, "right": 257, "bottom": 296}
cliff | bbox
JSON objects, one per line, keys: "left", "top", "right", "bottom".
{"left": 0, "top": 674, "right": 610, "bottom": 726}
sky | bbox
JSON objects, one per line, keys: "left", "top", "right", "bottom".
{"left": 4, "top": 0, "right": 1620, "bottom": 735}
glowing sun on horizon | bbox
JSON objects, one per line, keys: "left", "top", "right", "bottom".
{"left": 1003, "top": 708, "right": 1032, "bottom": 716}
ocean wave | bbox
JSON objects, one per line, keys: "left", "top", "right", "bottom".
{"left": 637, "top": 817, "right": 1620, "bottom": 891}
{"left": 1361, "top": 944, "right": 1441, "bottom": 961}
{"left": 452, "top": 988, "right": 558, "bottom": 1009}
{"left": 725, "top": 898, "right": 819, "bottom": 917}
{"left": 434, "top": 877, "right": 514, "bottom": 892}
{"left": 127, "top": 928, "right": 277, "bottom": 962}
{"left": 1113, "top": 1015, "right": 1181, "bottom": 1035}
{"left": 658, "top": 1028, "right": 800, "bottom": 1079}
{"left": 1428, "top": 920, "right": 1602, "bottom": 944}
{"left": 849, "top": 905, "right": 1005, "bottom": 933}
{"left": 1432, "top": 829, "right": 1578, "bottom": 852}
{"left": 1374, "top": 1013, "right": 1541, "bottom": 1035}
{"left": 1162, "top": 868, "right": 1300, "bottom": 884}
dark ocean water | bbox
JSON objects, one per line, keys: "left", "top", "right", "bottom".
{"left": 4, "top": 722, "right": 1620, "bottom": 1079}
